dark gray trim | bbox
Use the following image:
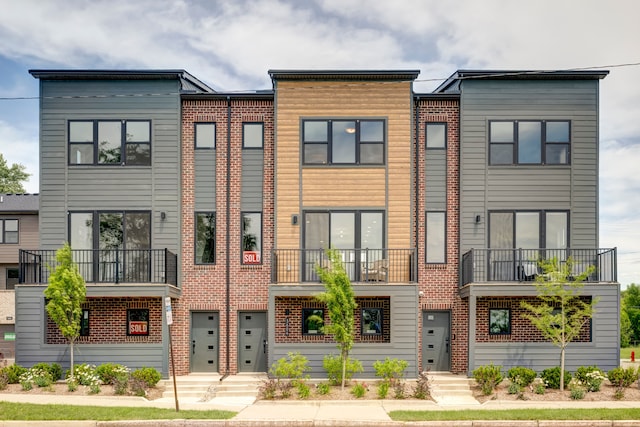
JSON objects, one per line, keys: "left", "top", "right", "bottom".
{"left": 268, "top": 69, "right": 420, "bottom": 81}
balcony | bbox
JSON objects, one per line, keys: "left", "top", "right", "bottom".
{"left": 461, "top": 248, "right": 617, "bottom": 287}
{"left": 271, "top": 248, "right": 416, "bottom": 284}
{"left": 18, "top": 249, "right": 178, "bottom": 287}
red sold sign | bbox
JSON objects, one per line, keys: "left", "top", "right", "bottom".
{"left": 243, "top": 251, "right": 261, "bottom": 264}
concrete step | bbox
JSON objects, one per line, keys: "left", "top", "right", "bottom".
{"left": 428, "top": 373, "right": 479, "bottom": 406}
{"left": 161, "top": 373, "right": 266, "bottom": 402}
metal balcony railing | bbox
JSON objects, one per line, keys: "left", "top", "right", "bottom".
{"left": 271, "top": 248, "right": 416, "bottom": 284}
{"left": 18, "top": 249, "right": 178, "bottom": 286}
{"left": 461, "top": 247, "right": 617, "bottom": 286}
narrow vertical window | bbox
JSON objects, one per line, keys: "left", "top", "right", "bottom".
{"left": 426, "top": 212, "right": 446, "bottom": 263}
{"left": 97, "top": 121, "right": 122, "bottom": 164}
{"left": 5, "top": 267, "right": 19, "bottom": 290}
{"left": 241, "top": 212, "right": 262, "bottom": 264}
{"left": 195, "top": 212, "right": 216, "bottom": 264}
{"left": 125, "top": 121, "right": 151, "bottom": 165}
{"left": 80, "top": 309, "right": 90, "bottom": 336}
{"left": 195, "top": 123, "right": 216, "bottom": 149}
{"left": 243, "top": 123, "right": 264, "bottom": 148}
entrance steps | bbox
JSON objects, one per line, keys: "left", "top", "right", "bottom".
{"left": 428, "top": 372, "right": 480, "bottom": 405}
{"left": 161, "top": 373, "right": 266, "bottom": 402}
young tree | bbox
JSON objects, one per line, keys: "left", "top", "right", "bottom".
{"left": 44, "top": 242, "right": 87, "bottom": 377}
{"left": 0, "top": 153, "right": 30, "bottom": 193}
{"left": 315, "top": 248, "right": 357, "bottom": 390}
{"left": 521, "top": 257, "right": 598, "bottom": 391}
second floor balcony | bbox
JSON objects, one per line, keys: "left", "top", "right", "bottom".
{"left": 461, "top": 247, "right": 617, "bottom": 287}
{"left": 19, "top": 249, "right": 178, "bottom": 287}
{"left": 272, "top": 248, "right": 416, "bottom": 284}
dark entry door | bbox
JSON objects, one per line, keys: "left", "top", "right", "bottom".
{"left": 422, "top": 311, "right": 450, "bottom": 371}
{"left": 238, "top": 311, "right": 267, "bottom": 372}
{"left": 190, "top": 312, "right": 219, "bottom": 372}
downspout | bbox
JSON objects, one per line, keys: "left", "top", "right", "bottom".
{"left": 223, "top": 96, "right": 231, "bottom": 380}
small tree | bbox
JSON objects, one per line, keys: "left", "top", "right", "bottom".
{"left": 44, "top": 243, "right": 86, "bottom": 378}
{"left": 521, "top": 257, "right": 598, "bottom": 391}
{"left": 0, "top": 153, "right": 30, "bottom": 193}
{"left": 315, "top": 248, "right": 357, "bottom": 390}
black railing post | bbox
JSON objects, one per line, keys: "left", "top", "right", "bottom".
{"left": 164, "top": 248, "right": 168, "bottom": 284}
{"left": 115, "top": 250, "right": 120, "bottom": 284}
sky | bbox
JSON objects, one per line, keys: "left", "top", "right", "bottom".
{"left": 0, "top": 0, "right": 638, "bottom": 286}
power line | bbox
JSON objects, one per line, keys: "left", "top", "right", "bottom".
{"left": 0, "top": 61, "right": 639, "bottom": 101}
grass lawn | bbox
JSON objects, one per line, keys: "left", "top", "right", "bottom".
{"left": 620, "top": 346, "right": 640, "bottom": 359}
{"left": 0, "top": 402, "right": 235, "bottom": 421}
{"left": 390, "top": 408, "right": 640, "bottom": 422}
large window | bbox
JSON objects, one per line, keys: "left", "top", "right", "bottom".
{"left": 69, "top": 120, "right": 151, "bottom": 166}
{"left": 195, "top": 212, "right": 216, "bottom": 264}
{"left": 241, "top": 212, "right": 262, "bottom": 265}
{"left": 0, "top": 219, "right": 18, "bottom": 243}
{"left": 302, "top": 119, "right": 385, "bottom": 165}
{"left": 195, "top": 123, "right": 216, "bottom": 149}
{"left": 304, "top": 211, "right": 384, "bottom": 281}
{"left": 489, "top": 120, "right": 570, "bottom": 165}
{"left": 243, "top": 123, "right": 264, "bottom": 148}
{"left": 426, "top": 211, "right": 446, "bottom": 263}
{"left": 69, "top": 211, "right": 151, "bottom": 282}
{"left": 489, "top": 211, "right": 568, "bottom": 250}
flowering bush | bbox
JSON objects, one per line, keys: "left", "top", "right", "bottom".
{"left": 574, "top": 366, "right": 606, "bottom": 392}
{"left": 70, "top": 364, "right": 101, "bottom": 386}
{"left": 19, "top": 367, "right": 53, "bottom": 389}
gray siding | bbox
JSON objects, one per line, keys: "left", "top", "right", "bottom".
{"left": 38, "top": 79, "right": 181, "bottom": 254}
{"left": 459, "top": 79, "right": 600, "bottom": 252}
{"left": 241, "top": 150, "right": 264, "bottom": 211}
{"left": 468, "top": 283, "right": 619, "bottom": 373}
{"left": 268, "top": 284, "right": 419, "bottom": 378}
{"left": 15, "top": 286, "right": 168, "bottom": 376}
{"left": 425, "top": 150, "right": 446, "bottom": 210}
{"left": 195, "top": 151, "right": 216, "bottom": 211}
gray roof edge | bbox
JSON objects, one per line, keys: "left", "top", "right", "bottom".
{"left": 0, "top": 194, "right": 39, "bottom": 212}
{"left": 268, "top": 69, "right": 421, "bottom": 80}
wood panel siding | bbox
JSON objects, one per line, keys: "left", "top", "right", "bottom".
{"left": 38, "top": 79, "right": 182, "bottom": 254}
{"left": 274, "top": 80, "right": 414, "bottom": 250}
{"left": 459, "top": 79, "right": 600, "bottom": 252}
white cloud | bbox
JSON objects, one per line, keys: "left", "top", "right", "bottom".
{"left": 0, "top": 120, "right": 39, "bottom": 193}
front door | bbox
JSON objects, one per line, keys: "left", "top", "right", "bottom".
{"left": 190, "top": 312, "right": 219, "bottom": 372}
{"left": 422, "top": 311, "right": 450, "bottom": 371}
{"left": 238, "top": 311, "right": 267, "bottom": 372}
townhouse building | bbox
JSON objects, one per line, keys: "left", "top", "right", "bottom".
{"left": 16, "top": 67, "right": 618, "bottom": 378}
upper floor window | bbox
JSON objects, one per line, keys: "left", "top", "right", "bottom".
{"left": 0, "top": 219, "right": 18, "bottom": 243}
{"left": 489, "top": 120, "right": 570, "bottom": 165}
{"left": 195, "top": 123, "right": 216, "bottom": 149}
{"left": 69, "top": 120, "right": 151, "bottom": 166}
{"left": 243, "top": 123, "right": 264, "bottom": 148}
{"left": 489, "top": 211, "right": 568, "bottom": 250}
{"left": 302, "top": 119, "right": 385, "bottom": 165}
{"left": 195, "top": 212, "right": 216, "bottom": 264}
{"left": 426, "top": 211, "right": 446, "bottom": 263}
{"left": 426, "top": 123, "right": 446, "bottom": 149}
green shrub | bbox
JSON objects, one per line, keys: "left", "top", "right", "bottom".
{"left": 570, "top": 386, "right": 585, "bottom": 400}
{"left": 66, "top": 377, "right": 78, "bottom": 392}
{"left": 131, "top": 367, "right": 161, "bottom": 388}
{"left": 69, "top": 364, "right": 100, "bottom": 386}
{"left": 295, "top": 380, "right": 311, "bottom": 399}
{"left": 0, "top": 371, "right": 8, "bottom": 390}
{"left": 373, "top": 357, "right": 408, "bottom": 383}
{"left": 351, "top": 381, "right": 368, "bottom": 398}
{"left": 412, "top": 372, "right": 430, "bottom": 399}
{"left": 270, "top": 352, "right": 311, "bottom": 380}
{"left": 541, "top": 366, "right": 571, "bottom": 389}
{"left": 20, "top": 367, "right": 53, "bottom": 388}
{"left": 608, "top": 366, "right": 638, "bottom": 388}
{"left": 32, "top": 362, "right": 62, "bottom": 381}
{"left": 377, "top": 380, "right": 390, "bottom": 398}
{"left": 533, "top": 380, "right": 546, "bottom": 395}
{"left": 96, "top": 363, "right": 129, "bottom": 385}
{"left": 472, "top": 363, "right": 504, "bottom": 395}
{"left": 575, "top": 366, "right": 606, "bottom": 392}
{"left": 315, "top": 382, "right": 330, "bottom": 395}
{"left": 393, "top": 380, "right": 407, "bottom": 399}
{"left": 129, "top": 377, "right": 147, "bottom": 397}
{"left": 507, "top": 366, "right": 536, "bottom": 387}
{"left": 507, "top": 382, "right": 521, "bottom": 394}
{"left": 1, "top": 364, "right": 26, "bottom": 384}
{"left": 113, "top": 374, "right": 129, "bottom": 395}
{"left": 322, "top": 354, "right": 363, "bottom": 386}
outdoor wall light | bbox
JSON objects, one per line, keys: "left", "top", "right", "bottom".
{"left": 475, "top": 214, "right": 481, "bottom": 224}
{"left": 160, "top": 212, "right": 167, "bottom": 221}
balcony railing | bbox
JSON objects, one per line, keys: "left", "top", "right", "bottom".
{"left": 461, "top": 248, "right": 617, "bottom": 286}
{"left": 272, "top": 248, "right": 416, "bottom": 284}
{"left": 19, "top": 249, "right": 178, "bottom": 286}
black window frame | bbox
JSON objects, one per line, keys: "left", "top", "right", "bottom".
{"left": 195, "top": 212, "right": 216, "bottom": 265}
{"left": 126, "top": 308, "right": 149, "bottom": 336}
{"left": 242, "top": 122, "right": 264, "bottom": 149}
{"left": 0, "top": 219, "right": 18, "bottom": 244}
{"left": 361, "top": 307, "right": 383, "bottom": 336}
{"left": 195, "top": 122, "right": 216, "bottom": 149}
{"left": 426, "top": 122, "right": 447, "bottom": 149}
{"left": 302, "top": 118, "right": 386, "bottom": 165}
{"left": 302, "top": 308, "right": 324, "bottom": 335}
{"left": 425, "top": 211, "right": 446, "bottom": 264}
{"left": 488, "top": 210, "right": 570, "bottom": 249}
{"left": 68, "top": 119, "right": 152, "bottom": 166}
{"left": 489, "top": 308, "right": 511, "bottom": 335}
{"left": 80, "top": 308, "right": 90, "bottom": 336}
{"left": 489, "top": 120, "right": 571, "bottom": 165}
{"left": 5, "top": 267, "right": 18, "bottom": 290}
{"left": 69, "top": 210, "right": 152, "bottom": 251}
{"left": 241, "top": 211, "right": 262, "bottom": 265}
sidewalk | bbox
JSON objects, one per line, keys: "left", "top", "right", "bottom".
{"left": 2, "top": 391, "right": 640, "bottom": 426}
